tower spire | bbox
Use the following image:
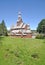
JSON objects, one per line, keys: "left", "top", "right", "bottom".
{"left": 17, "top": 11, "right": 23, "bottom": 26}
{"left": 17, "top": 11, "right": 22, "bottom": 22}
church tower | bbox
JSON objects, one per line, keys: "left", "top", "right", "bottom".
{"left": 17, "top": 12, "right": 23, "bottom": 26}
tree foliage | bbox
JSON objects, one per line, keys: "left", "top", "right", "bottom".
{"left": 0, "top": 20, "right": 8, "bottom": 36}
{"left": 37, "top": 19, "right": 45, "bottom": 33}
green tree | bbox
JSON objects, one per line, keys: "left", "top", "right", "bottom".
{"left": 37, "top": 19, "right": 45, "bottom": 33}
{"left": 0, "top": 24, "right": 3, "bottom": 35}
{"left": 0, "top": 20, "right": 8, "bottom": 36}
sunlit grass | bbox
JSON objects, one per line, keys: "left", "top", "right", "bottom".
{"left": 0, "top": 37, "right": 45, "bottom": 65}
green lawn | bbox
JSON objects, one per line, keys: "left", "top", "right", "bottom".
{"left": 0, "top": 37, "right": 45, "bottom": 65}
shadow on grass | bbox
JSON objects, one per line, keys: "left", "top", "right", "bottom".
{"left": 31, "top": 53, "right": 39, "bottom": 59}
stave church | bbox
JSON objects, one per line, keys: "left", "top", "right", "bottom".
{"left": 10, "top": 12, "right": 32, "bottom": 38}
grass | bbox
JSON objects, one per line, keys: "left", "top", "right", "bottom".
{"left": 0, "top": 37, "right": 45, "bottom": 65}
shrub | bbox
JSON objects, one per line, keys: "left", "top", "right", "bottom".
{"left": 36, "top": 34, "right": 45, "bottom": 39}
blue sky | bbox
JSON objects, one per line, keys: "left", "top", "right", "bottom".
{"left": 0, "top": 0, "right": 45, "bottom": 30}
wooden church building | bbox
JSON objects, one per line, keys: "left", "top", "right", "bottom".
{"left": 10, "top": 12, "right": 32, "bottom": 38}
